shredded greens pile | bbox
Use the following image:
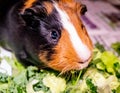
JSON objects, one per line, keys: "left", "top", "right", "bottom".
{"left": 0, "top": 42, "right": 120, "bottom": 93}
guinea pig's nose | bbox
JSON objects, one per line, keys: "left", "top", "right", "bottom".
{"left": 78, "top": 55, "right": 92, "bottom": 64}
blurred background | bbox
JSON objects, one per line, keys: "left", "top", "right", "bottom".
{"left": 80, "top": 0, "right": 120, "bottom": 50}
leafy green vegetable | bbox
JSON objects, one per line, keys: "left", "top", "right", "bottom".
{"left": 33, "top": 81, "right": 49, "bottom": 92}
{"left": 96, "top": 62, "right": 106, "bottom": 71}
{"left": 0, "top": 44, "right": 120, "bottom": 93}
{"left": 112, "top": 42, "right": 120, "bottom": 56}
{"left": 86, "top": 78, "right": 97, "bottom": 93}
{"left": 92, "top": 49, "right": 120, "bottom": 74}
{"left": 113, "top": 62, "right": 120, "bottom": 78}
{"left": 116, "top": 85, "right": 120, "bottom": 93}
{"left": 0, "top": 73, "right": 10, "bottom": 83}
{"left": 26, "top": 79, "right": 50, "bottom": 93}
{"left": 95, "top": 42, "right": 105, "bottom": 52}
{"left": 43, "top": 74, "right": 66, "bottom": 93}
{"left": 101, "top": 51, "right": 120, "bottom": 74}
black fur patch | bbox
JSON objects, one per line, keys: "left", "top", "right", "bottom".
{"left": 21, "top": 0, "right": 62, "bottom": 61}
{"left": 0, "top": 0, "right": 62, "bottom": 66}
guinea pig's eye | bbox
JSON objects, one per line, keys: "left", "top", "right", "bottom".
{"left": 50, "top": 30, "right": 59, "bottom": 40}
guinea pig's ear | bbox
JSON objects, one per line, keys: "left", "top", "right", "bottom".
{"left": 80, "top": 4, "right": 87, "bottom": 15}
{"left": 20, "top": 8, "right": 39, "bottom": 27}
{"left": 20, "top": 6, "right": 47, "bottom": 27}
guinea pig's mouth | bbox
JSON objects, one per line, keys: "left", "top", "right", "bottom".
{"left": 59, "top": 57, "right": 92, "bottom": 74}
{"left": 47, "top": 53, "right": 93, "bottom": 73}
{"left": 78, "top": 58, "right": 90, "bottom": 64}
{"left": 77, "top": 56, "right": 92, "bottom": 69}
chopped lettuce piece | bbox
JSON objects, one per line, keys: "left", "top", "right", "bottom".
{"left": 95, "top": 42, "right": 105, "bottom": 52}
{"left": 0, "top": 59, "right": 12, "bottom": 76}
{"left": 101, "top": 51, "right": 120, "bottom": 74}
{"left": 0, "top": 72, "right": 10, "bottom": 83}
{"left": 93, "top": 49, "right": 102, "bottom": 60}
{"left": 86, "top": 78, "right": 97, "bottom": 93}
{"left": 0, "top": 48, "right": 25, "bottom": 76}
{"left": 106, "top": 75, "right": 120, "bottom": 90}
{"left": 96, "top": 62, "right": 106, "bottom": 71}
{"left": 111, "top": 42, "right": 120, "bottom": 56}
{"left": 33, "top": 80, "right": 49, "bottom": 92}
{"left": 43, "top": 74, "right": 66, "bottom": 93}
{"left": 116, "top": 85, "right": 120, "bottom": 93}
{"left": 26, "top": 80, "right": 45, "bottom": 93}
{"left": 83, "top": 68, "right": 107, "bottom": 88}
{"left": 0, "top": 73, "right": 10, "bottom": 92}
{"left": 113, "top": 62, "right": 120, "bottom": 78}
{"left": 80, "top": 66, "right": 120, "bottom": 93}
{"left": 92, "top": 49, "right": 120, "bottom": 75}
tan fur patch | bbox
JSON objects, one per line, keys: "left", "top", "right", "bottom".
{"left": 43, "top": 1, "right": 54, "bottom": 14}
{"left": 60, "top": 0, "right": 74, "bottom": 3}
{"left": 21, "top": 0, "right": 36, "bottom": 12}
{"left": 58, "top": 0, "right": 80, "bottom": 11}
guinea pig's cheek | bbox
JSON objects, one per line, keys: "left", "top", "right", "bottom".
{"left": 47, "top": 30, "right": 83, "bottom": 72}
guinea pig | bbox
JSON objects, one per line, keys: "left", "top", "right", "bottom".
{"left": 0, "top": 0, "right": 93, "bottom": 72}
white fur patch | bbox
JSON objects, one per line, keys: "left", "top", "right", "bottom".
{"left": 54, "top": 3, "right": 91, "bottom": 62}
